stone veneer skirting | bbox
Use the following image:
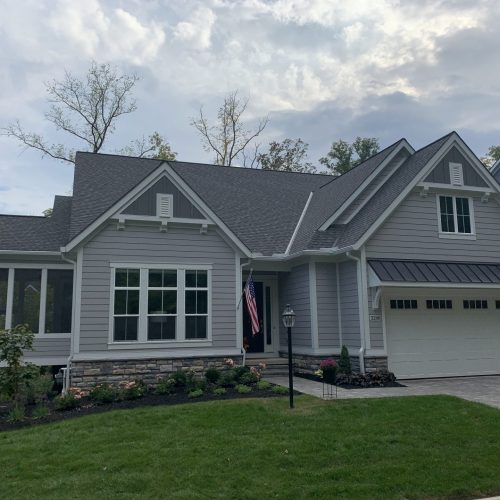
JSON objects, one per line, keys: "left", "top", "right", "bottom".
{"left": 70, "top": 356, "right": 244, "bottom": 390}
{"left": 280, "top": 351, "right": 388, "bottom": 374}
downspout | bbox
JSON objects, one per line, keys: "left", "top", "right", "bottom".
{"left": 345, "top": 252, "right": 366, "bottom": 374}
{"left": 239, "top": 259, "right": 252, "bottom": 366}
{"left": 61, "top": 253, "right": 76, "bottom": 393}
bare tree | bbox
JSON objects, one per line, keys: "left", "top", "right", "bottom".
{"left": 2, "top": 62, "right": 173, "bottom": 164}
{"left": 120, "top": 132, "right": 177, "bottom": 160}
{"left": 190, "top": 91, "right": 268, "bottom": 166}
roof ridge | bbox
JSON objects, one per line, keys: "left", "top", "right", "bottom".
{"left": 413, "top": 131, "right": 455, "bottom": 154}
{"left": 0, "top": 214, "right": 46, "bottom": 219}
{"left": 76, "top": 151, "right": 165, "bottom": 163}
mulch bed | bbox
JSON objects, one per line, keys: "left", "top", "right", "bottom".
{"left": 295, "top": 371, "right": 406, "bottom": 389}
{"left": 0, "top": 388, "right": 294, "bottom": 433}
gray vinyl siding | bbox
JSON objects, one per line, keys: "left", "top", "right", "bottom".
{"left": 278, "top": 264, "right": 312, "bottom": 348}
{"left": 337, "top": 149, "right": 411, "bottom": 224}
{"left": 79, "top": 222, "right": 237, "bottom": 352}
{"left": 123, "top": 177, "right": 204, "bottom": 218}
{"left": 338, "top": 261, "right": 361, "bottom": 349}
{"left": 366, "top": 190, "right": 500, "bottom": 261}
{"left": 315, "top": 262, "right": 340, "bottom": 349}
{"left": 24, "top": 337, "right": 71, "bottom": 361}
{"left": 424, "top": 146, "right": 488, "bottom": 187}
{"left": 367, "top": 294, "right": 384, "bottom": 350}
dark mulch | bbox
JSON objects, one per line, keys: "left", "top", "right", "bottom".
{"left": 295, "top": 371, "right": 406, "bottom": 389}
{"left": 0, "top": 387, "right": 293, "bottom": 432}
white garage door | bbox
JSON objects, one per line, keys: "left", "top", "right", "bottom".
{"left": 385, "top": 290, "right": 500, "bottom": 379}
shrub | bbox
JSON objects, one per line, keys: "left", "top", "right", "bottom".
{"left": 256, "top": 380, "right": 271, "bottom": 391}
{"left": 212, "top": 387, "right": 226, "bottom": 396}
{"left": 6, "top": 404, "right": 25, "bottom": 423}
{"left": 0, "top": 324, "right": 35, "bottom": 402}
{"left": 219, "top": 371, "right": 236, "bottom": 387}
{"left": 188, "top": 389, "right": 203, "bottom": 398}
{"left": 89, "top": 383, "right": 118, "bottom": 404}
{"left": 338, "top": 345, "right": 352, "bottom": 375}
{"left": 31, "top": 405, "right": 50, "bottom": 419}
{"left": 235, "top": 384, "right": 252, "bottom": 394}
{"left": 271, "top": 385, "right": 289, "bottom": 395}
{"left": 172, "top": 370, "right": 187, "bottom": 387}
{"left": 205, "top": 367, "right": 221, "bottom": 384}
{"left": 233, "top": 366, "right": 249, "bottom": 382}
{"left": 335, "top": 370, "right": 397, "bottom": 388}
{"left": 24, "top": 372, "right": 55, "bottom": 405}
{"left": 156, "top": 377, "right": 176, "bottom": 395}
{"left": 239, "top": 371, "right": 259, "bottom": 386}
{"left": 120, "top": 380, "right": 147, "bottom": 400}
{"left": 55, "top": 393, "right": 80, "bottom": 411}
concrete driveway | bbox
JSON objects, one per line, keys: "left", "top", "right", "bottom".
{"left": 264, "top": 375, "right": 500, "bottom": 409}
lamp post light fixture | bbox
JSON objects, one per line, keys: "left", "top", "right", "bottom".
{"left": 282, "top": 304, "right": 296, "bottom": 409}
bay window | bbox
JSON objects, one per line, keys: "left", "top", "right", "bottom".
{"left": 0, "top": 266, "right": 73, "bottom": 334}
{"left": 111, "top": 266, "right": 211, "bottom": 343}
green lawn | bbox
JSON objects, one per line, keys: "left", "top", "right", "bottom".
{"left": 1, "top": 395, "right": 500, "bottom": 499}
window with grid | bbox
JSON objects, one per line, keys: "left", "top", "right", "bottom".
{"left": 439, "top": 195, "right": 472, "bottom": 234}
{"left": 185, "top": 270, "right": 208, "bottom": 339}
{"left": 113, "top": 269, "right": 140, "bottom": 341}
{"left": 426, "top": 299, "right": 452, "bottom": 310}
{"left": 463, "top": 299, "right": 488, "bottom": 310}
{"left": 390, "top": 299, "right": 417, "bottom": 310}
{"left": 147, "top": 269, "right": 177, "bottom": 340}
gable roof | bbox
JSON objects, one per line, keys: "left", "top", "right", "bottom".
{"left": 0, "top": 195, "right": 72, "bottom": 252}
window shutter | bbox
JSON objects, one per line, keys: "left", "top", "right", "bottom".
{"left": 156, "top": 194, "right": 173, "bottom": 218}
{"left": 449, "top": 162, "right": 463, "bottom": 186}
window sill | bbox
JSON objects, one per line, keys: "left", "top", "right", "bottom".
{"left": 438, "top": 232, "right": 476, "bottom": 240}
{"left": 34, "top": 333, "right": 71, "bottom": 339}
{"left": 108, "top": 340, "right": 212, "bottom": 350}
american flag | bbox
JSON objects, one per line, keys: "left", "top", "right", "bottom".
{"left": 244, "top": 276, "right": 260, "bottom": 336}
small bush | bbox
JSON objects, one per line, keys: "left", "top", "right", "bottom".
{"left": 55, "top": 393, "right": 80, "bottom": 411}
{"left": 271, "top": 385, "right": 289, "bottom": 395}
{"left": 24, "top": 373, "right": 55, "bottom": 405}
{"left": 188, "top": 389, "right": 203, "bottom": 398}
{"left": 212, "top": 387, "right": 226, "bottom": 396}
{"left": 338, "top": 345, "right": 352, "bottom": 375}
{"left": 7, "top": 404, "right": 25, "bottom": 422}
{"left": 156, "top": 377, "right": 176, "bottom": 395}
{"left": 256, "top": 380, "right": 271, "bottom": 391}
{"left": 239, "top": 371, "right": 259, "bottom": 386}
{"left": 120, "top": 380, "right": 147, "bottom": 400}
{"left": 233, "top": 366, "right": 249, "bottom": 382}
{"left": 205, "top": 367, "right": 221, "bottom": 384}
{"left": 172, "top": 370, "right": 187, "bottom": 387}
{"left": 31, "top": 405, "right": 50, "bottom": 419}
{"left": 89, "top": 383, "right": 118, "bottom": 404}
{"left": 235, "top": 384, "right": 252, "bottom": 394}
{"left": 335, "top": 369, "right": 397, "bottom": 388}
{"left": 219, "top": 371, "right": 236, "bottom": 387}
{"left": 186, "top": 369, "right": 205, "bottom": 392}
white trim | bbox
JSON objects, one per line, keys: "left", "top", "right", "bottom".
{"left": 236, "top": 256, "right": 246, "bottom": 351}
{"left": 112, "top": 214, "right": 212, "bottom": 225}
{"left": 319, "top": 140, "right": 415, "bottom": 230}
{"left": 34, "top": 333, "right": 71, "bottom": 339}
{"left": 109, "top": 262, "right": 213, "bottom": 270}
{"left": 5, "top": 268, "right": 14, "bottom": 329}
{"left": 73, "top": 247, "right": 83, "bottom": 354}
{"left": 38, "top": 268, "right": 47, "bottom": 335}
{"left": 0, "top": 263, "right": 73, "bottom": 269}
{"left": 72, "top": 348, "right": 242, "bottom": 362}
{"left": 20, "top": 356, "right": 69, "bottom": 366}
{"left": 436, "top": 194, "right": 476, "bottom": 237}
{"left": 336, "top": 262, "right": 343, "bottom": 348}
{"left": 381, "top": 297, "right": 388, "bottom": 354}
{"left": 109, "top": 340, "right": 212, "bottom": 349}
{"left": 309, "top": 261, "right": 319, "bottom": 350}
{"left": 62, "top": 165, "right": 252, "bottom": 257}
{"left": 285, "top": 191, "right": 313, "bottom": 255}
{"left": 419, "top": 182, "right": 494, "bottom": 193}
{"left": 0, "top": 251, "right": 62, "bottom": 256}
{"left": 376, "top": 281, "right": 500, "bottom": 289}
{"left": 360, "top": 247, "right": 371, "bottom": 350}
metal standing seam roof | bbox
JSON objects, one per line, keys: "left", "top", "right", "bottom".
{"left": 369, "top": 259, "right": 500, "bottom": 284}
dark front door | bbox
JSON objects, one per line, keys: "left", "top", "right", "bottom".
{"left": 242, "top": 281, "right": 264, "bottom": 353}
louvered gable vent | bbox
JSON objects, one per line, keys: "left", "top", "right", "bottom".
{"left": 157, "top": 193, "right": 173, "bottom": 218}
{"left": 449, "top": 162, "right": 463, "bottom": 186}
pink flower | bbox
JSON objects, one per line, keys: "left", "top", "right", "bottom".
{"left": 319, "top": 358, "right": 337, "bottom": 370}
{"left": 224, "top": 358, "right": 235, "bottom": 367}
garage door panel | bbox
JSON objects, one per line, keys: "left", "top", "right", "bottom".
{"left": 386, "top": 294, "right": 500, "bottom": 378}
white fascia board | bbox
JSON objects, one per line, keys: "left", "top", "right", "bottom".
{"left": 285, "top": 191, "right": 313, "bottom": 255}
{"left": 0, "top": 250, "right": 62, "bottom": 256}
{"left": 352, "top": 134, "right": 459, "bottom": 250}
{"left": 318, "top": 140, "right": 415, "bottom": 231}
{"left": 377, "top": 281, "right": 500, "bottom": 289}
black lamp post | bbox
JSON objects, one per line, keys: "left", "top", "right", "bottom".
{"left": 282, "top": 304, "right": 296, "bottom": 409}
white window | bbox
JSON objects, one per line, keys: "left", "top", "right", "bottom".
{"left": 438, "top": 195, "right": 473, "bottom": 234}
{"left": 113, "top": 269, "right": 140, "bottom": 341}
{"left": 185, "top": 270, "right": 208, "bottom": 339}
{"left": 147, "top": 269, "right": 177, "bottom": 340}
{"left": 156, "top": 193, "right": 173, "bottom": 218}
{"left": 111, "top": 266, "right": 211, "bottom": 344}
{"left": 449, "top": 162, "right": 463, "bottom": 186}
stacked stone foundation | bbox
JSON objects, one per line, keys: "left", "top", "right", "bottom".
{"left": 70, "top": 355, "right": 244, "bottom": 390}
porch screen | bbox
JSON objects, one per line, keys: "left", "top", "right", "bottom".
{"left": 12, "top": 269, "right": 41, "bottom": 333}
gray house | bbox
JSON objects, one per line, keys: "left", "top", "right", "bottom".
{"left": 2, "top": 131, "right": 500, "bottom": 387}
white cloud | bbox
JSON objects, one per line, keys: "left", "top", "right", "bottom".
{"left": 173, "top": 6, "right": 216, "bottom": 50}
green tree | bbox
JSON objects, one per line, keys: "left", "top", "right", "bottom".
{"left": 257, "top": 138, "right": 316, "bottom": 173}
{"left": 320, "top": 137, "right": 379, "bottom": 175}
{"left": 481, "top": 145, "right": 500, "bottom": 168}
{"left": 2, "top": 62, "right": 175, "bottom": 163}
{"left": 120, "top": 132, "right": 177, "bottom": 160}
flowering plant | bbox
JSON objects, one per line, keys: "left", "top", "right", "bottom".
{"left": 319, "top": 358, "right": 337, "bottom": 370}
{"left": 119, "top": 379, "right": 147, "bottom": 400}
{"left": 224, "top": 358, "right": 235, "bottom": 367}
{"left": 249, "top": 363, "right": 266, "bottom": 381}
{"left": 67, "top": 387, "right": 88, "bottom": 400}
{"left": 318, "top": 358, "right": 337, "bottom": 384}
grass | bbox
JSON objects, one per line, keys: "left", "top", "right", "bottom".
{"left": 1, "top": 395, "right": 500, "bottom": 499}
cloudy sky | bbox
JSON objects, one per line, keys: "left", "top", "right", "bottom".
{"left": 1, "top": 0, "right": 500, "bottom": 215}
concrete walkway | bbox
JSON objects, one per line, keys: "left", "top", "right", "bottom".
{"left": 264, "top": 375, "right": 500, "bottom": 409}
